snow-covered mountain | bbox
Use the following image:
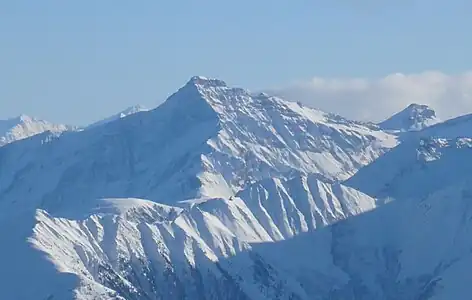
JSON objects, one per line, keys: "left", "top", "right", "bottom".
{"left": 88, "top": 105, "right": 148, "bottom": 128}
{"left": 0, "top": 114, "right": 73, "bottom": 146}
{"left": 2, "top": 76, "right": 472, "bottom": 299}
{"left": 378, "top": 103, "right": 440, "bottom": 132}
{"left": 0, "top": 76, "right": 397, "bottom": 218}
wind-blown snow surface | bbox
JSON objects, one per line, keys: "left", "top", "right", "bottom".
{"left": 0, "top": 77, "right": 396, "bottom": 218}
{"left": 378, "top": 103, "right": 440, "bottom": 132}
{"left": 0, "top": 114, "right": 73, "bottom": 146}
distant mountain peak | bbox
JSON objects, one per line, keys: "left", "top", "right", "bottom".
{"left": 87, "top": 104, "right": 148, "bottom": 128}
{"left": 118, "top": 104, "right": 147, "bottom": 117}
{"left": 379, "top": 103, "right": 439, "bottom": 132}
{"left": 16, "top": 114, "right": 34, "bottom": 122}
{"left": 187, "top": 75, "right": 227, "bottom": 88}
{"left": 0, "top": 115, "right": 72, "bottom": 146}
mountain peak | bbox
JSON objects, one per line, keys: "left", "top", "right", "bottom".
{"left": 379, "top": 103, "right": 439, "bottom": 132}
{"left": 119, "top": 104, "right": 147, "bottom": 117}
{"left": 187, "top": 76, "right": 227, "bottom": 88}
{"left": 16, "top": 114, "right": 34, "bottom": 122}
{"left": 87, "top": 105, "right": 148, "bottom": 128}
{"left": 0, "top": 115, "right": 72, "bottom": 146}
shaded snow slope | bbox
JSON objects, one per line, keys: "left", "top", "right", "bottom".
{"left": 0, "top": 176, "right": 377, "bottom": 299}
{"left": 379, "top": 103, "right": 439, "bottom": 132}
{"left": 0, "top": 77, "right": 396, "bottom": 219}
{"left": 0, "top": 114, "right": 73, "bottom": 146}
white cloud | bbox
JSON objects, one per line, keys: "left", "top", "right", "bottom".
{"left": 268, "top": 71, "right": 472, "bottom": 123}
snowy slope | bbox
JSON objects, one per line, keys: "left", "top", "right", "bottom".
{"left": 237, "top": 173, "right": 376, "bottom": 240}
{"left": 0, "top": 175, "right": 377, "bottom": 299}
{"left": 87, "top": 105, "right": 148, "bottom": 128}
{"left": 0, "top": 114, "right": 73, "bottom": 146}
{"left": 0, "top": 76, "right": 397, "bottom": 219}
{"left": 378, "top": 103, "right": 440, "bottom": 132}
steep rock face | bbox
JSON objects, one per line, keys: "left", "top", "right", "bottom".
{"left": 379, "top": 103, "right": 439, "bottom": 132}
{"left": 0, "top": 77, "right": 396, "bottom": 218}
{"left": 0, "top": 114, "right": 73, "bottom": 146}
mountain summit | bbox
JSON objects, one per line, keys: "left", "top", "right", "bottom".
{"left": 87, "top": 104, "right": 148, "bottom": 128}
{"left": 0, "top": 76, "right": 397, "bottom": 215}
{"left": 0, "top": 115, "right": 73, "bottom": 147}
{"left": 379, "top": 103, "right": 440, "bottom": 132}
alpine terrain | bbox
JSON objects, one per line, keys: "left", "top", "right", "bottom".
{"left": 0, "top": 114, "right": 73, "bottom": 147}
{"left": 88, "top": 105, "right": 149, "bottom": 129}
{"left": 0, "top": 76, "right": 470, "bottom": 300}
{"left": 378, "top": 103, "right": 440, "bottom": 132}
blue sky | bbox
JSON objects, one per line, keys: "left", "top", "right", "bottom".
{"left": 1, "top": 1, "right": 472, "bottom": 124}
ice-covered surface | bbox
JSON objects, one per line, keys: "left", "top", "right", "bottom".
{"left": 0, "top": 114, "right": 74, "bottom": 146}
{"left": 379, "top": 103, "right": 440, "bottom": 132}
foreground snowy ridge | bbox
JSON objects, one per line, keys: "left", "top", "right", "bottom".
{"left": 21, "top": 175, "right": 376, "bottom": 300}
